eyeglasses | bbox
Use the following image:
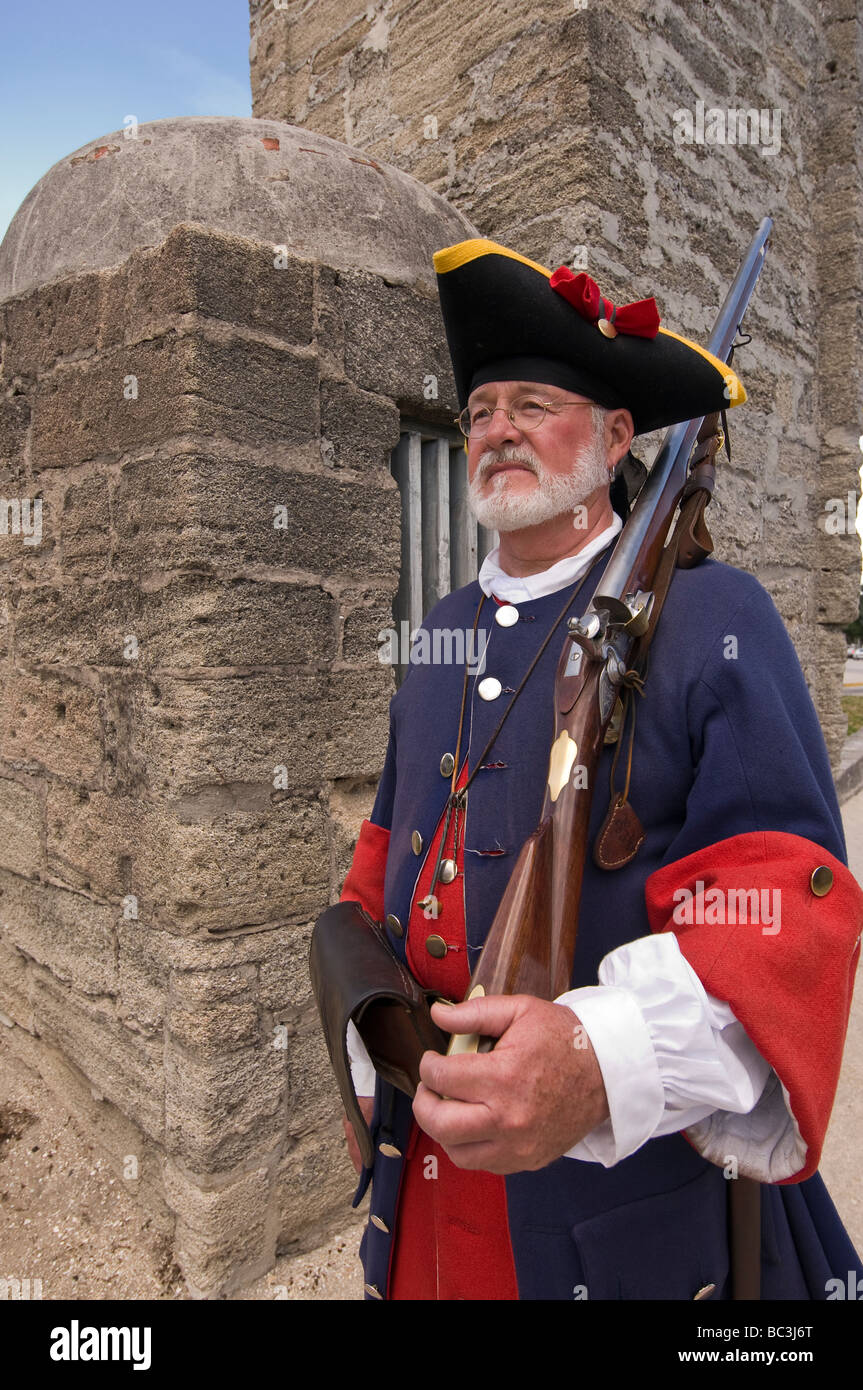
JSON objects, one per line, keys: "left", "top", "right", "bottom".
{"left": 455, "top": 395, "right": 595, "bottom": 439}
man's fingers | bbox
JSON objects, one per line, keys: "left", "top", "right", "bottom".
{"left": 418, "top": 1044, "right": 501, "bottom": 1101}
{"left": 430, "top": 992, "right": 525, "bottom": 1039}
{"left": 413, "top": 1080, "right": 496, "bottom": 1146}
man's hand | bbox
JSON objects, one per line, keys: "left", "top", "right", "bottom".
{"left": 413, "top": 994, "right": 609, "bottom": 1175}
{"left": 343, "top": 1095, "right": 376, "bottom": 1175}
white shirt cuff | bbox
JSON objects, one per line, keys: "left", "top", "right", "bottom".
{"left": 555, "top": 932, "right": 780, "bottom": 1171}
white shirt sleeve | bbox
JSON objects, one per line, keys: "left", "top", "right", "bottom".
{"left": 347, "top": 1018, "right": 377, "bottom": 1099}
{"left": 556, "top": 931, "right": 806, "bottom": 1182}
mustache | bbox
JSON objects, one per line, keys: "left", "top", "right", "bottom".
{"left": 476, "top": 445, "right": 543, "bottom": 482}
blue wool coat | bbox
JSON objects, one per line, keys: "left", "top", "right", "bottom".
{"left": 351, "top": 547, "right": 862, "bottom": 1300}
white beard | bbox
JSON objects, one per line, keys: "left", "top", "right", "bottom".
{"left": 467, "top": 416, "right": 611, "bottom": 533}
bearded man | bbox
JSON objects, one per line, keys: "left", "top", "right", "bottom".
{"left": 335, "top": 239, "right": 863, "bottom": 1301}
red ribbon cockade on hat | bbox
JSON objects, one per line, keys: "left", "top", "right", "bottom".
{"left": 548, "top": 266, "right": 661, "bottom": 340}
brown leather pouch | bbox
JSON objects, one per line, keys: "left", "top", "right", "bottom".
{"left": 308, "top": 900, "right": 448, "bottom": 1168}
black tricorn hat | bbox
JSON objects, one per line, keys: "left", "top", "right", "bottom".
{"left": 434, "top": 239, "right": 745, "bottom": 436}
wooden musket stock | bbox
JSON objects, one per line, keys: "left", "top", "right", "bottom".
{"left": 448, "top": 217, "right": 773, "bottom": 1055}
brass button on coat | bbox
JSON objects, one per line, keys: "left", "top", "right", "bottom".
{"left": 810, "top": 865, "right": 834, "bottom": 896}
{"left": 385, "top": 913, "right": 403, "bottom": 938}
{"left": 411, "top": 830, "right": 423, "bottom": 855}
{"left": 379, "top": 1141, "right": 401, "bottom": 1158}
{"left": 478, "top": 676, "right": 502, "bottom": 701}
{"left": 440, "top": 752, "right": 455, "bottom": 777}
{"left": 495, "top": 603, "right": 519, "bottom": 627}
{"left": 370, "top": 1215, "right": 390, "bottom": 1233}
{"left": 425, "top": 934, "right": 448, "bottom": 959}
{"left": 439, "top": 858, "right": 457, "bottom": 884}
{"left": 364, "top": 1283, "right": 384, "bottom": 1299}
{"left": 693, "top": 1283, "right": 716, "bottom": 1301}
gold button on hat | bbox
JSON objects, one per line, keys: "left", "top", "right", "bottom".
{"left": 385, "top": 913, "right": 403, "bottom": 938}
{"left": 810, "top": 865, "right": 834, "bottom": 896}
{"left": 478, "top": 676, "right": 502, "bottom": 701}
{"left": 411, "top": 830, "right": 423, "bottom": 855}
{"left": 495, "top": 604, "right": 519, "bottom": 627}
{"left": 440, "top": 752, "right": 455, "bottom": 777}
{"left": 425, "top": 934, "right": 448, "bottom": 959}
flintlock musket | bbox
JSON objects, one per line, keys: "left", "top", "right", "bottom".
{"left": 448, "top": 216, "right": 773, "bottom": 1054}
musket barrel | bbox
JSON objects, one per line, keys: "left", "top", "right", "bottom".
{"left": 597, "top": 217, "right": 772, "bottom": 606}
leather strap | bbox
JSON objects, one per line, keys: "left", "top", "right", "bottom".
{"left": 730, "top": 1175, "right": 762, "bottom": 1300}
{"left": 309, "top": 901, "right": 448, "bottom": 1169}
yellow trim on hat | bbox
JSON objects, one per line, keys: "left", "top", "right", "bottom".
{"left": 658, "top": 327, "right": 746, "bottom": 407}
{"left": 433, "top": 238, "right": 552, "bottom": 279}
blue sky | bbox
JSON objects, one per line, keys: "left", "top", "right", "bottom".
{"left": 1, "top": 0, "right": 252, "bottom": 242}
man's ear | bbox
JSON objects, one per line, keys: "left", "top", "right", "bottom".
{"left": 606, "top": 408, "right": 635, "bottom": 469}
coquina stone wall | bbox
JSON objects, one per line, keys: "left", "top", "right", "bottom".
{"left": 249, "top": 0, "right": 863, "bottom": 767}
{"left": 0, "top": 116, "right": 472, "bottom": 1296}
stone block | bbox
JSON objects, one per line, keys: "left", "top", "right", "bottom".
{"left": 31, "top": 337, "right": 199, "bottom": 470}
{"left": 164, "top": 1038, "right": 286, "bottom": 1172}
{"left": 134, "top": 670, "right": 391, "bottom": 797}
{"left": 112, "top": 453, "right": 400, "bottom": 580}
{"left": 31, "top": 971, "right": 164, "bottom": 1141}
{"left": 160, "top": 225, "right": 315, "bottom": 345}
{"left": 816, "top": 559, "right": 861, "bottom": 625}
{"left": 0, "top": 394, "right": 30, "bottom": 471}
{"left": 163, "top": 1158, "right": 275, "bottom": 1298}
{"left": 191, "top": 337, "right": 320, "bottom": 440}
{"left": 0, "top": 271, "right": 107, "bottom": 382}
{"left": 327, "top": 776, "right": 379, "bottom": 894}
{"left": 31, "top": 337, "right": 320, "bottom": 471}
{"left": 256, "top": 921, "right": 317, "bottom": 1013}
{"left": 169, "top": 962, "right": 258, "bottom": 1007}
{"left": 275, "top": 1125, "right": 356, "bottom": 1253}
{"left": 313, "top": 265, "right": 345, "bottom": 378}
{"left": 14, "top": 577, "right": 337, "bottom": 671}
{"left": 61, "top": 475, "right": 112, "bottom": 577}
{"left": 284, "top": 996, "right": 344, "bottom": 1138}
{"left": 339, "top": 271, "right": 457, "bottom": 410}
{"left": 0, "top": 491, "right": 56, "bottom": 581}
{"left": 168, "top": 1000, "right": 260, "bottom": 1058}
{"left": 116, "top": 919, "right": 169, "bottom": 1035}
{"left": 0, "top": 670, "right": 103, "bottom": 786}
{"left": 0, "top": 870, "right": 117, "bottom": 997}
{"left": 46, "top": 786, "right": 146, "bottom": 899}
{"left": 13, "top": 581, "right": 143, "bottom": 668}
{"left": 147, "top": 798, "right": 330, "bottom": 935}
{"left": 0, "top": 936, "right": 34, "bottom": 1031}
{"left": 341, "top": 586, "right": 400, "bottom": 664}
{"left": 0, "top": 775, "right": 44, "bottom": 877}
{"left": 103, "top": 223, "right": 316, "bottom": 347}
{"left": 319, "top": 380, "right": 401, "bottom": 472}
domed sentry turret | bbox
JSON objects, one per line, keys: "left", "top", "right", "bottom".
{"left": 0, "top": 115, "right": 476, "bottom": 1298}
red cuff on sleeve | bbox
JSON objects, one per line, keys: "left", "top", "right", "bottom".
{"left": 645, "top": 831, "right": 863, "bottom": 1182}
{"left": 339, "top": 819, "right": 391, "bottom": 924}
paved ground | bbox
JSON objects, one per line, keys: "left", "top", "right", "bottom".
{"left": 819, "top": 784, "right": 863, "bottom": 1253}
{"left": 845, "top": 657, "right": 863, "bottom": 689}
